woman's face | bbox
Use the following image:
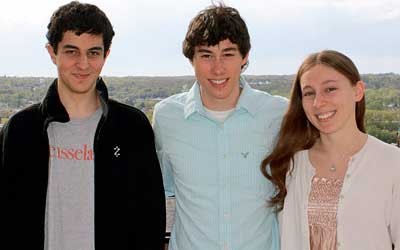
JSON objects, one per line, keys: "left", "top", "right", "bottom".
{"left": 300, "top": 64, "right": 364, "bottom": 136}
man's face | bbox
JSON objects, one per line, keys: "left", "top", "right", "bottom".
{"left": 47, "top": 31, "right": 109, "bottom": 98}
{"left": 191, "top": 39, "right": 248, "bottom": 111}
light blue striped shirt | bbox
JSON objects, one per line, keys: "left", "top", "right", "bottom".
{"left": 153, "top": 79, "right": 287, "bottom": 250}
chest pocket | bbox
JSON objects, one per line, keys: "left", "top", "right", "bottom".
{"left": 230, "top": 143, "right": 273, "bottom": 199}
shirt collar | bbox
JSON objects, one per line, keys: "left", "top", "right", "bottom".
{"left": 235, "top": 77, "right": 258, "bottom": 116}
{"left": 183, "top": 77, "right": 258, "bottom": 119}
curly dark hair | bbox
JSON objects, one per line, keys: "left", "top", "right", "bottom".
{"left": 183, "top": 4, "right": 251, "bottom": 62}
{"left": 46, "top": 1, "right": 115, "bottom": 56}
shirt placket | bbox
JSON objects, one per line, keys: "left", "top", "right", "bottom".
{"left": 336, "top": 156, "right": 356, "bottom": 250}
{"left": 217, "top": 122, "right": 232, "bottom": 250}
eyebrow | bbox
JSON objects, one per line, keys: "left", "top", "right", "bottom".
{"left": 196, "top": 48, "right": 212, "bottom": 53}
{"left": 321, "top": 79, "right": 338, "bottom": 84}
{"left": 221, "top": 47, "right": 239, "bottom": 53}
{"left": 301, "top": 79, "right": 338, "bottom": 89}
{"left": 88, "top": 47, "right": 103, "bottom": 52}
{"left": 196, "top": 46, "right": 239, "bottom": 53}
{"left": 62, "top": 44, "right": 103, "bottom": 51}
{"left": 62, "top": 45, "right": 79, "bottom": 50}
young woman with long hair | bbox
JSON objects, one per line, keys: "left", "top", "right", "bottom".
{"left": 262, "top": 50, "right": 400, "bottom": 250}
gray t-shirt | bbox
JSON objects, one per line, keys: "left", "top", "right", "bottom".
{"left": 45, "top": 108, "right": 102, "bottom": 250}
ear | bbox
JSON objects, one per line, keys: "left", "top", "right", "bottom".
{"left": 241, "top": 52, "right": 249, "bottom": 68}
{"left": 354, "top": 80, "right": 365, "bottom": 102}
{"left": 46, "top": 44, "right": 57, "bottom": 65}
{"left": 104, "top": 49, "right": 110, "bottom": 60}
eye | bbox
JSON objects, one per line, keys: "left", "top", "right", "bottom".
{"left": 223, "top": 53, "right": 235, "bottom": 57}
{"left": 88, "top": 50, "right": 102, "bottom": 57}
{"left": 302, "top": 91, "right": 315, "bottom": 97}
{"left": 326, "top": 87, "right": 337, "bottom": 93}
{"left": 200, "top": 54, "right": 212, "bottom": 59}
{"left": 64, "top": 50, "right": 77, "bottom": 55}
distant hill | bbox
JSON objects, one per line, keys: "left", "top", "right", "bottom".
{"left": 1, "top": 73, "right": 398, "bottom": 111}
{"left": 1, "top": 74, "right": 399, "bottom": 144}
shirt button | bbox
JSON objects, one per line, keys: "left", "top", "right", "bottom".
{"left": 340, "top": 194, "right": 344, "bottom": 199}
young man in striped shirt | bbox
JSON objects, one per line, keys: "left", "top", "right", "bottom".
{"left": 153, "top": 4, "right": 287, "bottom": 250}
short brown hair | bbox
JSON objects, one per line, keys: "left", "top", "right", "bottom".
{"left": 182, "top": 4, "right": 250, "bottom": 61}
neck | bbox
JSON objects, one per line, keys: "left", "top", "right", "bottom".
{"left": 317, "top": 129, "right": 367, "bottom": 156}
{"left": 200, "top": 85, "right": 241, "bottom": 111}
{"left": 59, "top": 90, "right": 100, "bottom": 120}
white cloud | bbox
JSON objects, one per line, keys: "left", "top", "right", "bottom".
{"left": 231, "top": 0, "right": 400, "bottom": 22}
{"left": 0, "top": 0, "right": 398, "bottom": 76}
{"left": 329, "top": 0, "right": 400, "bottom": 21}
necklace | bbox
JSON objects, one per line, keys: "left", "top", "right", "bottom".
{"left": 327, "top": 145, "right": 356, "bottom": 172}
{"left": 314, "top": 133, "right": 367, "bottom": 174}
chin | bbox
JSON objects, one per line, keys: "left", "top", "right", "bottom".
{"left": 318, "top": 127, "right": 340, "bottom": 135}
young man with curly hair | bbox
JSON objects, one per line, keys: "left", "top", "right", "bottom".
{"left": 0, "top": 2, "right": 165, "bottom": 249}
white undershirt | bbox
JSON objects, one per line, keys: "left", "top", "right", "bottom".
{"left": 204, "top": 107, "right": 235, "bottom": 123}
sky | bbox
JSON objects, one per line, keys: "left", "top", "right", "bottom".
{"left": 1, "top": 0, "right": 399, "bottom": 77}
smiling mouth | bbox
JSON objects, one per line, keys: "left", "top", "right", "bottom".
{"left": 73, "top": 73, "right": 90, "bottom": 79}
{"left": 316, "top": 111, "right": 336, "bottom": 121}
{"left": 210, "top": 78, "right": 228, "bottom": 85}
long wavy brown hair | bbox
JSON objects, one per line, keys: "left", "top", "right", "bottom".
{"left": 261, "top": 50, "right": 366, "bottom": 210}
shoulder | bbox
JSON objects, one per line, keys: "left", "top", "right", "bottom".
{"left": 1, "top": 103, "right": 42, "bottom": 141}
{"left": 245, "top": 89, "right": 288, "bottom": 131}
{"left": 292, "top": 150, "right": 309, "bottom": 171}
{"left": 252, "top": 87, "right": 288, "bottom": 104}
{"left": 4, "top": 103, "right": 41, "bottom": 128}
{"left": 154, "top": 92, "right": 188, "bottom": 113}
{"left": 365, "top": 135, "right": 400, "bottom": 160}
{"left": 107, "top": 99, "right": 151, "bottom": 127}
{"left": 364, "top": 135, "right": 400, "bottom": 180}
{"left": 153, "top": 92, "right": 190, "bottom": 124}
{"left": 287, "top": 150, "right": 309, "bottom": 181}
{"left": 248, "top": 87, "right": 288, "bottom": 115}
{"left": 293, "top": 149, "right": 308, "bottom": 161}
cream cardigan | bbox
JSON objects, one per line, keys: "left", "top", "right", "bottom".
{"left": 280, "top": 135, "right": 400, "bottom": 250}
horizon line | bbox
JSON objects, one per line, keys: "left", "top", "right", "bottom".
{"left": 1, "top": 72, "right": 400, "bottom": 78}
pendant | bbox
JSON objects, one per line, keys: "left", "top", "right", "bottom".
{"left": 329, "top": 164, "right": 336, "bottom": 172}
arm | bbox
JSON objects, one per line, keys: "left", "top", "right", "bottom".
{"left": 152, "top": 108, "right": 175, "bottom": 198}
{"left": 135, "top": 115, "right": 166, "bottom": 250}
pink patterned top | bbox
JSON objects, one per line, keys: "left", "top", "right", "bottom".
{"left": 308, "top": 177, "right": 344, "bottom": 250}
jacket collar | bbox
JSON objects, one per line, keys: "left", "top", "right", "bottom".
{"left": 40, "top": 77, "right": 109, "bottom": 130}
{"left": 183, "top": 77, "right": 257, "bottom": 119}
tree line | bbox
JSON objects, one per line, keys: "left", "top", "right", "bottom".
{"left": 0, "top": 74, "right": 399, "bottom": 144}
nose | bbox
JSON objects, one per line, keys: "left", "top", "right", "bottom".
{"left": 313, "top": 92, "right": 326, "bottom": 108}
{"left": 211, "top": 57, "right": 225, "bottom": 75}
{"left": 76, "top": 54, "right": 89, "bottom": 69}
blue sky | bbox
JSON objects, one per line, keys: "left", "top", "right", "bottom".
{"left": 1, "top": 0, "right": 399, "bottom": 77}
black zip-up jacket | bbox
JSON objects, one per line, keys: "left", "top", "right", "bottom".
{"left": 0, "top": 78, "right": 166, "bottom": 249}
